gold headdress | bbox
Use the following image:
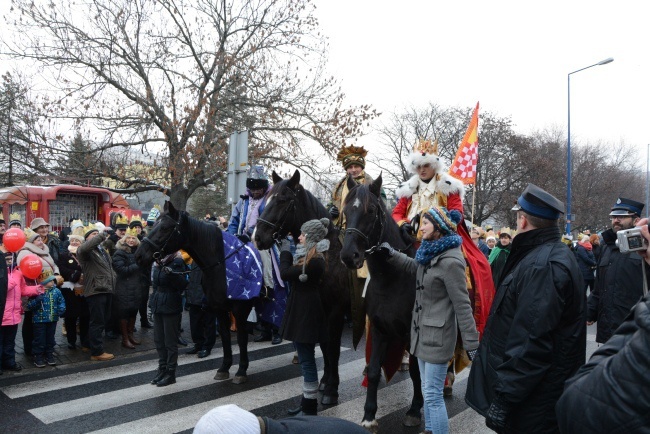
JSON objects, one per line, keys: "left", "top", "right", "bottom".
{"left": 129, "top": 215, "right": 144, "bottom": 228}
{"left": 337, "top": 145, "right": 368, "bottom": 170}
{"left": 114, "top": 214, "right": 129, "bottom": 229}
{"left": 83, "top": 223, "right": 99, "bottom": 239}
{"left": 407, "top": 138, "right": 444, "bottom": 174}
{"left": 412, "top": 138, "right": 439, "bottom": 156}
{"left": 9, "top": 212, "right": 22, "bottom": 227}
{"left": 125, "top": 227, "right": 139, "bottom": 238}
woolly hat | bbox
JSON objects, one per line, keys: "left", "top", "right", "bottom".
{"left": 422, "top": 206, "right": 462, "bottom": 235}
{"left": 38, "top": 270, "right": 56, "bottom": 286}
{"left": 337, "top": 144, "right": 368, "bottom": 170}
{"left": 193, "top": 404, "right": 260, "bottom": 434}
{"left": 406, "top": 138, "right": 445, "bottom": 175}
{"left": 298, "top": 217, "right": 330, "bottom": 282}
{"left": 147, "top": 205, "right": 161, "bottom": 225}
{"left": 30, "top": 217, "right": 50, "bottom": 230}
{"left": 129, "top": 215, "right": 144, "bottom": 229}
{"left": 9, "top": 212, "right": 22, "bottom": 228}
{"left": 246, "top": 165, "right": 269, "bottom": 191}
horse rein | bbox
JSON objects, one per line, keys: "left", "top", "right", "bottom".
{"left": 141, "top": 213, "right": 183, "bottom": 266}
{"left": 257, "top": 186, "right": 299, "bottom": 241}
{"left": 344, "top": 196, "right": 386, "bottom": 255}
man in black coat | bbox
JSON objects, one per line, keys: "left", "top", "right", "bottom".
{"left": 465, "top": 184, "right": 586, "bottom": 433}
{"left": 587, "top": 197, "right": 645, "bottom": 343}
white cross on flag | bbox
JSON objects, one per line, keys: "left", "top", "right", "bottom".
{"left": 449, "top": 102, "right": 479, "bottom": 185}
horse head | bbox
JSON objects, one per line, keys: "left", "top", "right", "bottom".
{"left": 340, "top": 174, "right": 385, "bottom": 269}
{"left": 255, "top": 170, "right": 302, "bottom": 249}
{"left": 135, "top": 200, "right": 186, "bottom": 267}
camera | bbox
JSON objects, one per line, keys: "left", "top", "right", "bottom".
{"left": 615, "top": 227, "right": 648, "bottom": 253}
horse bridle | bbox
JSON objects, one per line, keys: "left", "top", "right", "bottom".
{"left": 141, "top": 213, "right": 183, "bottom": 265}
{"left": 344, "top": 194, "right": 385, "bottom": 255}
{"left": 256, "top": 186, "right": 299, "bottom": 241}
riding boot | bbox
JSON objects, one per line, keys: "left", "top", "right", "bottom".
{"left": 156, "top": 369, "right": 176, "bottom": 387}
{"left": 150, "top": 367, "right": 166, "bottom": 385}
{"left": 127, "top": 317, "right": 141, "bottom": 345}
{"left": 300, "top": 397, "right": 318, "bottom": 416}
{"left": 120, "top": 319, "right": 135, "bottom": 349}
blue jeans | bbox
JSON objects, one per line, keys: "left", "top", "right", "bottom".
{"left": 0, "top": 325, "right": 19, "bottom": 368}
{"left": 418, "top": 358, "right": 449, "bottom": 434}
{"left": 294, "top": 342, "right": 318, "bottom": 383}
{"left": 33, "top": 322, "right": 57, "bottom": 357}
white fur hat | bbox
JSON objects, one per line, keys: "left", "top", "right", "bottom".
{"left": 406, "top": 138, "right": 447, "bottom": 174}
{"left": 194, "top": 404, "right": 260, "bottom": 434}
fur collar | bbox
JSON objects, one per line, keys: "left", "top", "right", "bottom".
{"left": 395, "top": 173, "right": 464, "bottom": 199}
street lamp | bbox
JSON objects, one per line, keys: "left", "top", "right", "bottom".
{"left": 566, "top": 57, "right": 614, "bottom": 235}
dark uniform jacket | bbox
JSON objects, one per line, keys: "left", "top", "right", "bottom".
{"left": 588, "top": 228, "right": 644, "bottom": 343}
{"left": 149, "top": 257, "right": 186, "bottom": 315}
{"left": 279, "top": 251, "right": 328, "bottom": 344}
{"left": 557, "top": 293, "right": 650, "bottom": 434}
{"left": 77, "top": 233, "right": 115, "bottom": 297}
{"left": 466, "top": 227, "right": 586, "bottom": 433}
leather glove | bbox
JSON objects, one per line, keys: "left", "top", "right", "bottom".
{"left": 237, "top": 234, "right": 251, "bottom": 244}
{"left": 466, "top": 348, "right": 478, "bottom": 362}
{"left": 328, "top": 205, "right": 339, "bottom": 219}
{"left": 486, "top": 395, "right": 511, "bottom": 432}
{"left": 280, "top": 238, "right": 291, "bottom": 253}
{"left": 377, "top": 242, "right": 395, "bottom": 256}
{"left": 400, "top": 223, "right": 415, "bottom": 238}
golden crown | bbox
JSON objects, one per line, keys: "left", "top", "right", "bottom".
{"left": 83, "top": 223, "right": 98, "bottom": 236}
{"left": 9, "top": 212, "right": 21, "bottom": 225}
{"left": 125, "top": 227, "right": 139, "bottom": 238}
{"left": 130, "top": 215, "right": 143, "bottom": 225}
{"left": 336, "top": 145, "right": 368, "bottom": 169}
{"left": 412, "top": 138, "right": 439, "bottom": 156}
{"left": 114, "top": 214, "right": 129, "bottom": 226}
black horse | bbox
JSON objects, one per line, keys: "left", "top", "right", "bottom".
{"left": 254, "top": 170, "right": 349, "bottom": 405}
{"left": 339, "top": 175, "right": 423, "bottom": 432}
{"left": 135, "top": 201, "right": 256, "bottom": 384}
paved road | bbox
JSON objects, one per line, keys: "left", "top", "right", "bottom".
{"left": 0, "top": 314, "right": 599, "bottom": 434}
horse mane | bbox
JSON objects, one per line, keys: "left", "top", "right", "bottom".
{"left": 180, "top": 211, "right": 223, "bottom": 269}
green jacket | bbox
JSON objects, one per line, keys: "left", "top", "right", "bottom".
{"left": 77, "top": 233, "right": 116, "bottom": 297}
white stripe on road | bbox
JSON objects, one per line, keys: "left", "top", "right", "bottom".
{"left": 2, "top": 341, "right": 294, "bottom": 399}
{"left": 87, "top": 358, "right": 367, "bottom": 434}
{"left": 29, "top": 347, "right": 345, "bottom": 424}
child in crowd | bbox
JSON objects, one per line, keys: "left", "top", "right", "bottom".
{"left": 27, "top": 272, "right": 66, "bottom": 368}
{"left": 1, "top": 268, "right": 43, "bottom": 373}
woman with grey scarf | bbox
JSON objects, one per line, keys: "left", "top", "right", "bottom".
{"left": 279, "top": 218, "right": 330, "bottom": 416}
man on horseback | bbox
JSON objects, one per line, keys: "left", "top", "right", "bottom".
{"left": 228, "top": 165, "right": 286, "bottom": 345}
{"left": 327, "top": 144, "right": 385, "bottom": 349}
{"left": 392, "top": 139, "right": 494, "bottom": 396}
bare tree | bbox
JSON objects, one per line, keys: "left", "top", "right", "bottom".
{"left": 5, "top": 0, "right": 377, "bottom": 209}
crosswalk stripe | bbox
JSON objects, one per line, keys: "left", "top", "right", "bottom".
{"left": 86, "top": 358, "right": 368, "bottom": 434}
{"left": 1, "top": 341, "right": 296, "bottom": 399}
{"left": 29, "top": 346, "right": 342, "bottom": 424}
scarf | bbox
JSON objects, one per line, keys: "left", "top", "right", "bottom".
{"left": 293, "top": 239, "right": 330, "bottom": 265}
{"left": 415, "top": 234, "right": 463, "bottom": 265}
{"left": 245, "top": 196, "right": 263, "bottom": 233}
{"left": 498, "top": 226, "right": 561, "bottom": 286}
{"left": 578, "top": 239, "right": 593, "bottom": 251}
{"left": 68, "top": 245, "right": 78, "bottom": 254}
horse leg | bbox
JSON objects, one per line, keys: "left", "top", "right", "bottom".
{"left": 361, "top": 327, "right": 388, "bottom": 433}
{"left": 214, "top": 308, "right": 232, "bottom": 381}
{"left": 403, "top": 353, "right": 423, "bottom": 427}
{"left": 321, "top": 307, "right": 344, "bottom": 405}
{"left": 232, "top": 302, "right": 252, "bottom": 384}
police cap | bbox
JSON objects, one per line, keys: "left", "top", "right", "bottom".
{"left": 609, "top": 197, "right": 644, "bottom": 217}
{"left": 511, "top": 183, "right": 565, "bottom": 220}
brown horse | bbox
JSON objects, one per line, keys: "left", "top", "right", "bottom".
{"left": 254, "top": 170, "right": 349, "bottom": 405}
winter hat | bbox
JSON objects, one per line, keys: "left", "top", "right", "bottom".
{"left": 9, "top": 212, "right": 22, "bottom": 228}
{"left": 406, "top": 138, "right": 445, "bottom": 174}
{"left": 422, "top": 206, "right": 462, "bottom": 235}
{"left": 70, "top": 219, "right": 84, "bottom": 233}
{"left": 113, "top": 213, "right": 129, "bottom": 230}
{"left": 129, "top": 215, "right": 144, "bottom": 229}
{"left": 38, "top": 270, "right": 56, "bottom": 286}
{"left": 336, "top": 144, "right": 368, "bottom": 170}
{"left": 193, "top": 404, "right": 260, "bottom": 434}
{"left": 83, "top": 223, "right": 99, "bottom": 239}
{"left": 147, "top": 205, "right": 161, "bottom": 226}
{"left": 298, "top": 218, "right": 330, "bottom": 282}
{"left": 30, "top": 217, "right": 50, "bottom": 230}
{"left": 246, "top": 165, "right": 269, "bottom": 191}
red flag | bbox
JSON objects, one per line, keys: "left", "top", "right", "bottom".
{"left": 449, "top": 102, "right": 479, "bottom": 185}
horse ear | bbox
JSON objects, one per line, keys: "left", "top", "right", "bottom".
{"left": 369, "top": 173, "right": 383, "bottom": 198}
{"left": 165, "top": 201, "right": 178, "bottom": 216}
{"left": 272, "top": 170, "right": 283, "bottom": 184}
{"left": 288, "top": 170, "right": 300, "bottom": 188}
{"left": 346, "top": 175, "right": 356, "bottom": 191}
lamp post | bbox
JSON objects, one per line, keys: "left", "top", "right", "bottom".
{"left": 566, "top": 57, "right": 614, "bottom": 235}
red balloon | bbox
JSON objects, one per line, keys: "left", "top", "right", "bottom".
{"left": 3, "top": 228, "right": 26, "bottom": 253}
{"left": 19, "top": 254, "right": 43, "bottom": 280}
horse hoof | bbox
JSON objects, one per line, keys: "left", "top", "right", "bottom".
{"left": 214, "top": 371, "right": 230, "bottom": 381}
{"left": 402, "top": 414, "right": 421, "bottom": 427}
{"left": 232, "top": 375, "right": 248, "bottom": 384}
{"left": 399, "top": 363, "right": 409, "bottom": 372}
{"left": 321, "top": 395, "right": 338, "bottom": 405}
{"left": 361, "top": 419, "right": 379, "bottom": 433}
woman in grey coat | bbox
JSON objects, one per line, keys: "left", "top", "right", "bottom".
{"left": 381, "top": 206, "right": 479, "bottom": 434}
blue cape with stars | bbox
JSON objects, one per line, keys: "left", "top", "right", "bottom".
{"left": 222, "top": 231, "right": 263, "bottom": 300}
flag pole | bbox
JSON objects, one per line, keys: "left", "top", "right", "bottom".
{"left": 471, "top": 186, "right": 476, "bottom": 225}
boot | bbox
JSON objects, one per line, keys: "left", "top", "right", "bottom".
{"left": 156, "top": 369, "right": 176, "bottom": 387}
{"left": 127, "top": 317, "right": 141, "bottom": 345}
{"left": 120, "top": 319, "right": 135, "bottom": 349}
{"left": 300, "top": 397, "right": 317, "bottom": 416}
{"left": 150, "top": 367, "right": 166, "bottom": 385}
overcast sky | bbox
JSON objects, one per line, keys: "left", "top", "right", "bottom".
{"left": 314, "top": 0, "right": 649, "bottom": 158}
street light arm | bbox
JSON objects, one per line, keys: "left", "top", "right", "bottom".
{"left": 568, "top": 57, "right": 614, "bottom": 76}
